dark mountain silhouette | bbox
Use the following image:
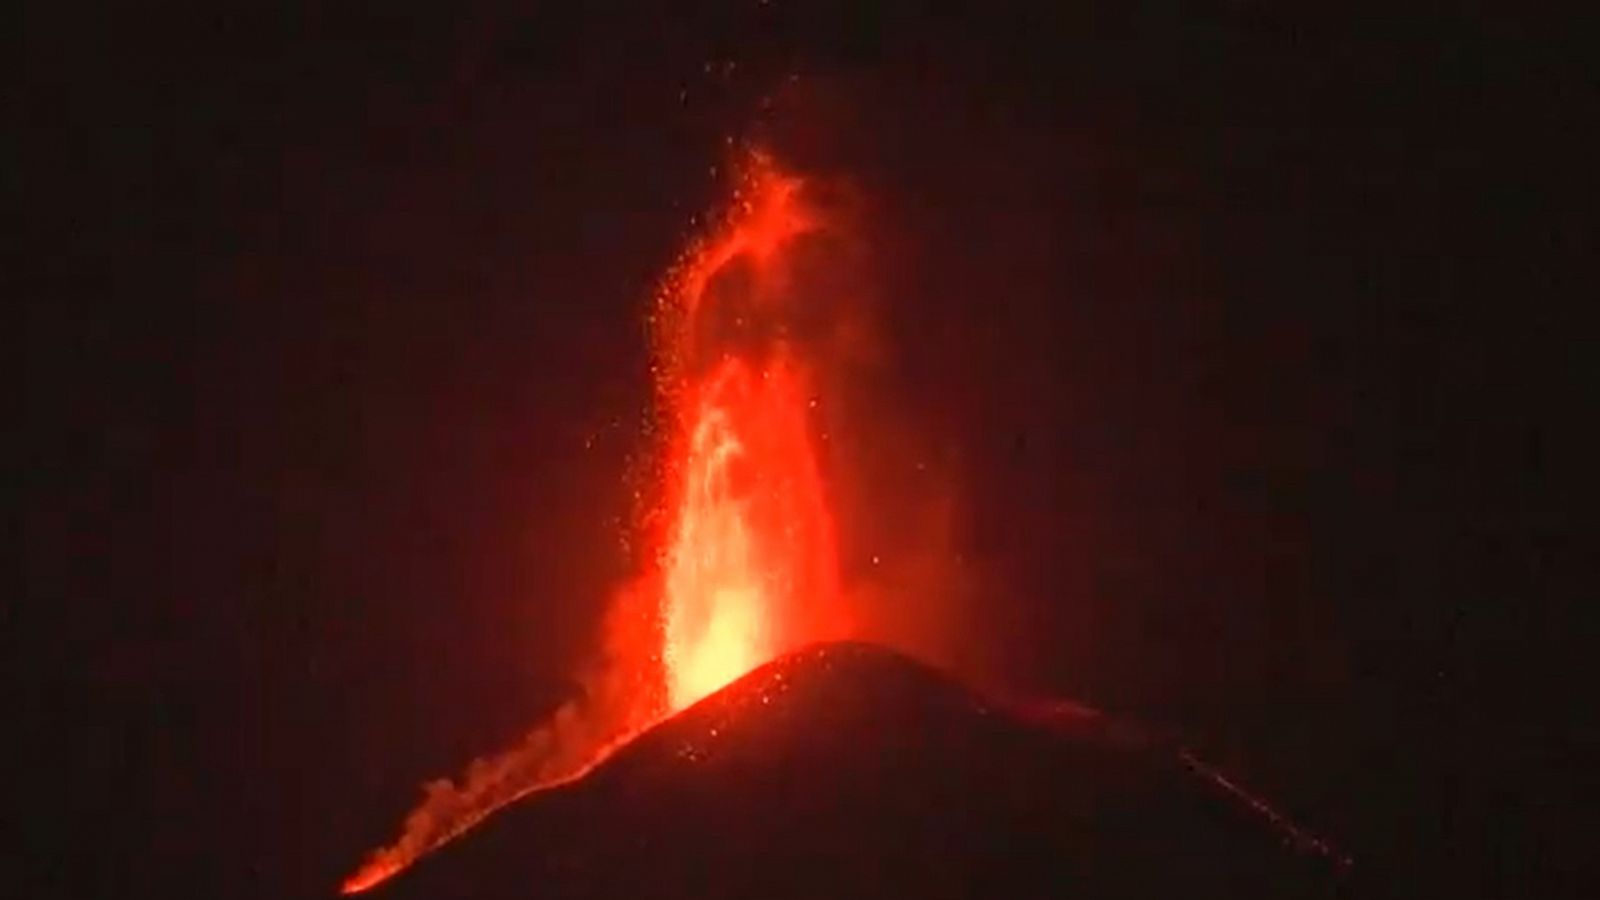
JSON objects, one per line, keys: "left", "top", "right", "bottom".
{"left": 379, "top": 642, "right": 1348, "bottom": 899}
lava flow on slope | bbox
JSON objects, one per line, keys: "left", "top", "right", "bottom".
{"left": 340, "top": 149, "right": 852, "bottom": 894}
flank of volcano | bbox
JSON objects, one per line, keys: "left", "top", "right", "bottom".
{"left": 376, "top": 641, "right": 1349, "bottom": 900}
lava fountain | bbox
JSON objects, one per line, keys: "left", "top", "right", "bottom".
{"left": 341, "top": 148, "right": 849, "bottom": 893}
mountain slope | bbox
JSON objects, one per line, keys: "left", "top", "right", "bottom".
{"left": 382, "top": 642, "right": 1346, "bottom": 899}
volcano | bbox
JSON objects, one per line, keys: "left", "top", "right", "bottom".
{"left": 369, "top": 642, "right": 1346, "bottom": 900}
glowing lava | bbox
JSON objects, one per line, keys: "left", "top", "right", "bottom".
{"left": 340, "top": 148, "right": 845, "bottom": 893}
{"left": 661, "top": 355, "right": 839, "bottom": 709}
{"left": 656, "top": 151, "right": 843, "bottom": 709}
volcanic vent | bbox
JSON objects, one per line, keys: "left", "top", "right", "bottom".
{"left": 375, "top": 642, "right": 1347, "bottom": 900}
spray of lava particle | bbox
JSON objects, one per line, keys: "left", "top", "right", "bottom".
{"left": 340, "top": 148, "right": 846, "bottom": 893}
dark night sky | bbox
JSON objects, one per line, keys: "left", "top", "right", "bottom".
{"left": 22, "top": 4, "right": 1583, "bottom": 899}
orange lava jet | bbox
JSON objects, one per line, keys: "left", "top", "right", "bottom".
{"left": 662, "top": 354, "right": 840, "bottom": 709}
{"left": 341, "top": 148, "right": 846, "bottom": 893}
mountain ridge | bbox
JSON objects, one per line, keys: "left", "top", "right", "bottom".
{"left": 378, "top": 641, "right": 1348, "bottom": 899}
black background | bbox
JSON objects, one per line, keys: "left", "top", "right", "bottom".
{"left": 22, "top": 4, "right": 1583, "bottom": 899}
